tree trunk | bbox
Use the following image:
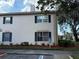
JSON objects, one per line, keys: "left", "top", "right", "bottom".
{"left": 72, "top": 26, "right": 79, "bottom": 41}
{"left": 73, "top": 31, "right": 79, "bottom": 41}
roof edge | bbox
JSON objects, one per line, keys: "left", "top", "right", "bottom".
{"left": 0, "top": 11, "right": 56, "bottom": 16}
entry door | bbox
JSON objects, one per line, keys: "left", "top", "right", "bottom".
{"left": 2, "top": 32, "right": 12, "bottom": 42}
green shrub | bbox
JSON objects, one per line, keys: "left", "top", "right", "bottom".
{"left": 21, "top": 42, "right": 29, "bottom": 46}
{"left": 15, "top": 44, "right": 20, "bottom": 46}
{"left": 47, "top": 44, "right": 49, "bottom": 46}
{"left": 35, "top": 43, "right": 38, "bottom": 46}
{"left": 10, "top": 43, "right": 13, "bottom": 46}
{"left": 58, "top": 40, "right": 75, "bottom": 47}
{"left": 30, "top": 43, "right": 33, "bottom": 46}
{"left": 0, "top": 43, "right": 4, "bottom": 46}
{"left": 41, "top": 43, "right": 45, "bottom": 46}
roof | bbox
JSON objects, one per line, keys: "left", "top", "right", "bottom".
{"left": 0, "top": 11, "right": 56, "bottom": 16}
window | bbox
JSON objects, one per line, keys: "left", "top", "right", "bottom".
{"left": 35, "top": 15, "right": 51, "bottom": 23}
{"left": 35, "top": 32, "right": 51, "bottom": 41}
{"left": 2, "top": 32, "right": 12, "bottom": 42}
{"left": 3, "top": 17, "right": 13, "bottom": 24}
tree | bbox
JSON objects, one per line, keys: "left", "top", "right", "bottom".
{"left": 37, "top": 0, "right": 79, "bottom": 41}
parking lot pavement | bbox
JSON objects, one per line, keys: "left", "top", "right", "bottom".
{"left": 0, "top": 54, "right": 53, "bottom": 59}
{"left": 0, "top": 49, "right": 79, "bottom": 59}
{"left": 4, "top": 49, "right": 79, "bottom": 55}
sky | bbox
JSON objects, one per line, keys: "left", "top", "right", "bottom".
{"left": 0, "top": 0, "right": 38, "bottom": 13}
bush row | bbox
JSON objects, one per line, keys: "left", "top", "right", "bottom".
{"left": 58, "top": 40, "right": 75, "bottom": 47}
{"left": 0, "top": 42, "right": 54, "bottom": 47}
{"left": 0, "top": 42, "right": 58, "bottom": 49}
{"left": 0, "top": 40, "right": 75, "bottom": 49}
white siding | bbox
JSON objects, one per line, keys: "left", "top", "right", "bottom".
{"left": 0, "top": 14, "right": 57, "bottom": 45}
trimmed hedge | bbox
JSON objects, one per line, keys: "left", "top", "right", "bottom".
{"left": 20, "top": 42, "right": 29, "bottom": 46}
{"left": 0, "top": 45, "right": 52, "bottom": 49}
{"left": 58, "top": 40, "right": 75, "bottom": 47}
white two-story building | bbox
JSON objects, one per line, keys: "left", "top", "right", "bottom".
{"left": 0, "top": 11, "right": 57, "bottom": 45}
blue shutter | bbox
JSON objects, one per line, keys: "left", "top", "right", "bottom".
{"left": 10, "top": 17, "right": 13, "bottom": 24}
{"left": 35, "top": 32, "right": 37, "bottom": 41}
{"left": 2, "top": 32, "right": 4, "bottom": 42}
{"left": 49, "top": 32, "right": 51, "bottom": 43}
{"left": 3, "top": 17, "right": 5, "bottom": 24}
{"left": 49, "top": 32, "right": 51, "bottom": 39}
{"left": 9, "top": 32, "right": 12, "bottom": 42}
{"left": 49, "top": 15, "right": 51, "bottom": 23}
{"left": 35, "top": 16, "right": 37, "bottom": 23}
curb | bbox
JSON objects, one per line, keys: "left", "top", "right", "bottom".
{"left": 0, "top": 53, "right": 6, "bottom": 57}
{"left": 68, "top": 56, "right": 73, "bottom": 59}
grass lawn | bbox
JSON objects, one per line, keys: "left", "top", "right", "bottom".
{"left": 72, "top": 56, "right": 79, "bottom": 59}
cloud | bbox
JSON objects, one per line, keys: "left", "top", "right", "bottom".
{"left": 0, "top": 9, "right": 7, "bottom": 13}
{"left": 23, "top": 0, "right": 27, "bottom": 5}
{"left": 0, "top": 0, "right": 15, "bottom": 7}
{"left": 6, "top": 0, "right": 15, "bottom": 7}
{"left": 21, "top": 6, "right": 30, "bottom": 12}
{"left": 21, "top": 3, "right": 36, "bottom": 12}
{"left": 22, "top": 0, "right": 38, "bottom": 12}
{"left": 23, "top": 0, "right": 38, "bottom": 5}
{"left": 0, "top": 0, "right": 38, "bottom": 13}
{"left": 0, "top": 0, "right": 15, "bottom": 13}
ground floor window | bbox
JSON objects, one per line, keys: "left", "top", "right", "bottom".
{"left": 35, "top": 32, "right": 51, "bottom": 41}
{"left": 2, "top": 32, "right": 12, "bottom": 42}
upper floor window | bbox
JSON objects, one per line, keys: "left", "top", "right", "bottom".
{"left": 35, "top": 15, "right": 51, "bottom": 23}
{"left": 3, "top": 16, "right": 13, "bottom": 24}
{"left": 35, "top": 31, "right": 51, "bottom": 41}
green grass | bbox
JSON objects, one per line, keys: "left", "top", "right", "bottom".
{"left": 72, "top": 56, "right": 79, "bottom": 59}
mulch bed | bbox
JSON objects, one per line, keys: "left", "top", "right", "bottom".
{"left": 0, "top": 50, "right": 6, "bottom": 56}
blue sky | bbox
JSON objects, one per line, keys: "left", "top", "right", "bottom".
{"left": 0, "top": 0, "right": 38, "bottom": 13}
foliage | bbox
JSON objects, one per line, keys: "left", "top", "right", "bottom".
{"left": 20, "top": 42, "right": 29, "bottom": 46}
{"left": 0, "top": 43, "right": 4, "bottom": 46}
{"left": 41, "top": 43, "right": 46, "bottom": 46}
{"left": 72, "top": 56, "right": 79, "bottom": 59}
{"left": 37, "top": 0, "right": 79, "bottom": 41}
{"left": 10, "top": 43, "right": 13, "bottom": 46}
{"left": 58, "top": 40, "right": 75, "bottom": 47}
{"left": 47, "top": 44, "right": 49, "bottom": 46}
